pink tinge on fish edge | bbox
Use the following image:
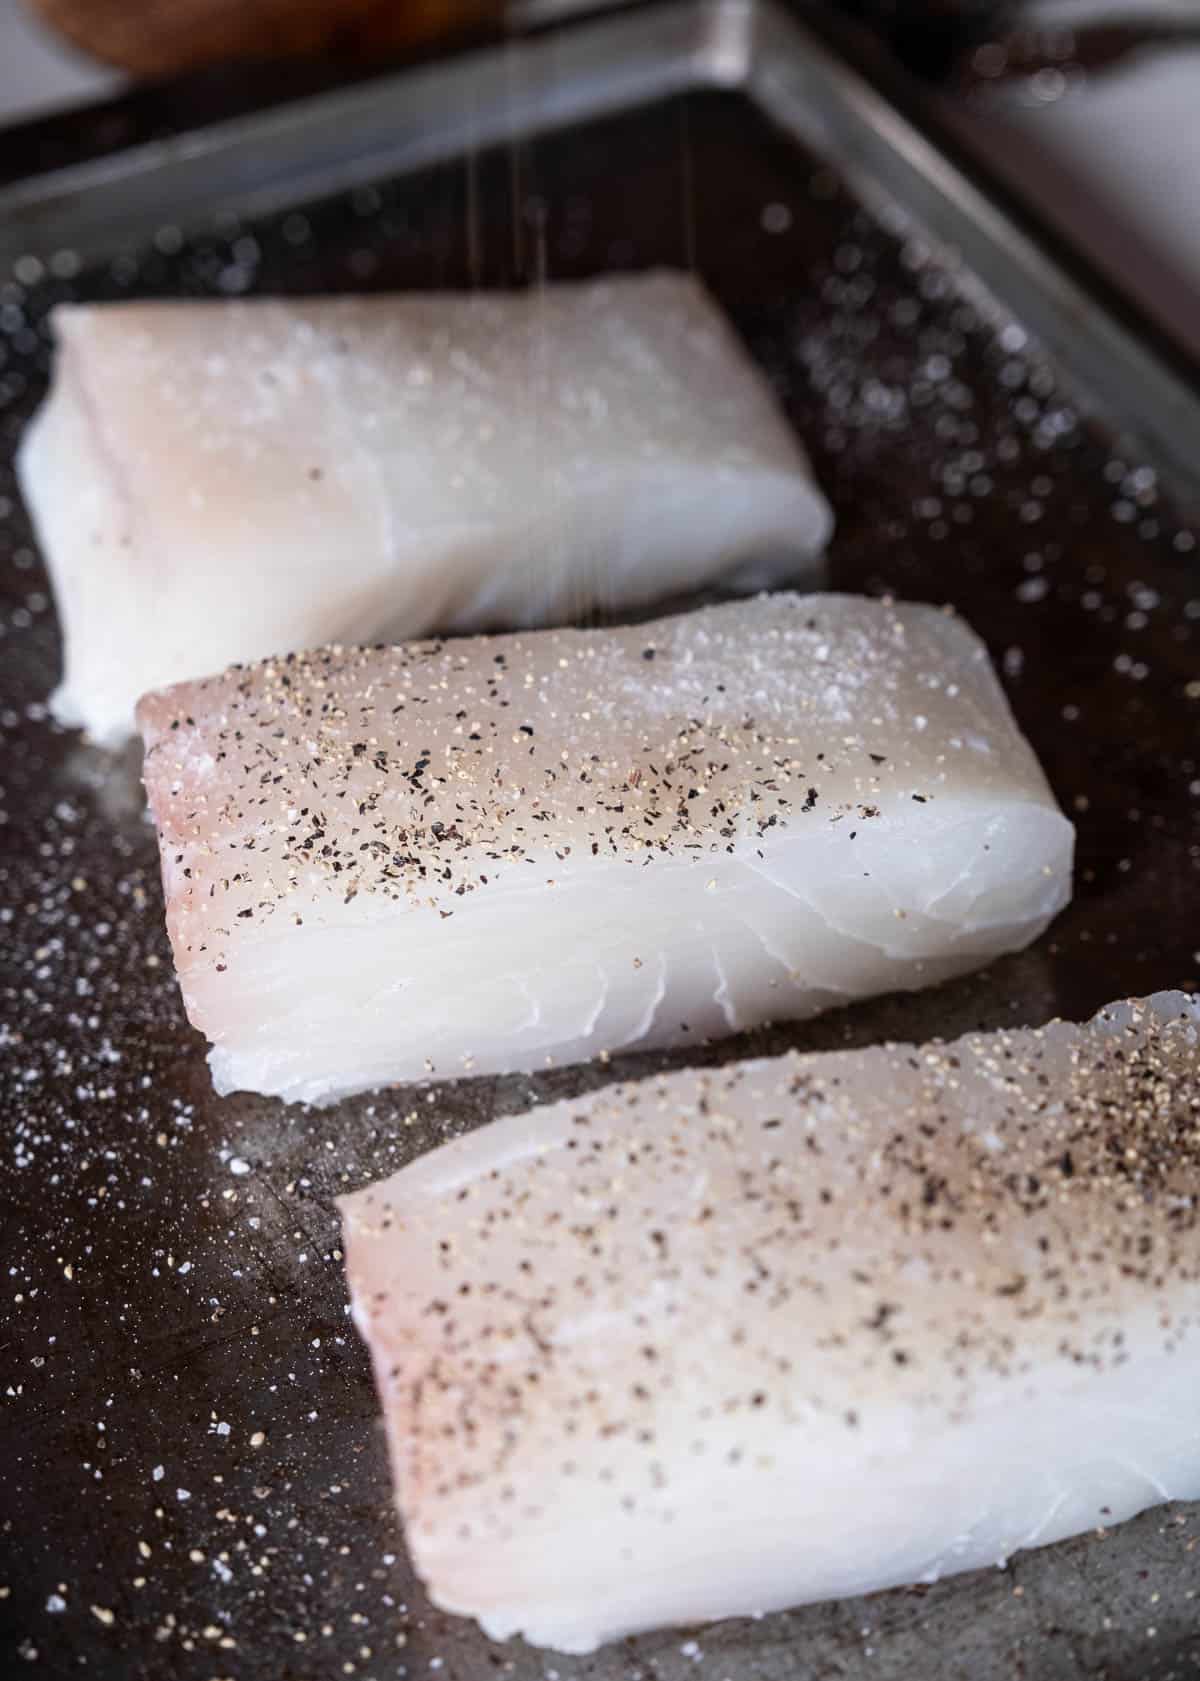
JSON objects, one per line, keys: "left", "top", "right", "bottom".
{"left": 136, "top": 592, "right": 1072, "bottom": 1103}
{"left": 22, "top": 274, "right": 832, "bottom": 745}
{"left": 339, "top": 992, "right": 1200, "bottom": 1653}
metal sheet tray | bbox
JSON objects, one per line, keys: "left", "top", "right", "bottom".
{"left": 2, "top": 5, "right": 1199, "bottom": 1678}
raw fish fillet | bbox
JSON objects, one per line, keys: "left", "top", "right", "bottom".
{"left": 137, "top": 595, "right": 1068, "bottom": 1102}
{"left": 138, "top": 593, "right": 1073, "bottom": 1104}
{"left": 18, "top": 274, "right": 833, "bottom": 746}
{"left": 339, "top": 992, "right": 1200, "bottom": 1652}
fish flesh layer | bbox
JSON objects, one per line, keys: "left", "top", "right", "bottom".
{"left": 138, "top": 593, "right": 1073, "bottom": 1103}
{"left": 339, "top": 992, "right": 1200, "bottom": 1652}
{"left": 18, "top": 274, "right": 832, "bottom": 746}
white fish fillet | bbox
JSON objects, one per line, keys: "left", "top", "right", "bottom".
{"left": 18, "top": 274, "right": 832, "bottom": 746}
{"left": 138, "top": 593, "right": 1073, "bottom": 1104}
{"left": 339, "top": 991, "right": 1200, "bottom": 1653}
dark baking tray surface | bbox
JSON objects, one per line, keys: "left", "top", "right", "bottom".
{"left": 2, "top": 4, "right": 1199, "bottom": 1677}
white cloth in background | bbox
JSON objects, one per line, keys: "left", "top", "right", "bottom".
{"left": 0, "top": 0, "right": 122, "bottom": 124}
{"left": 946, "top": 46, "right": 1200, "bottom": 359}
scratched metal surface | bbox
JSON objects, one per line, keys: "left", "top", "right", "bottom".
{"left": 2, "top": 35, "right": 1200, "bottom": 1681}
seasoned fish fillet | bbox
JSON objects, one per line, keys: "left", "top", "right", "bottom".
{"left": 339, "top": 992, "right": 1200, "bottom": 1653}
{"left": 138, "top": 593, "right": 1072, "bottom": 1104}
{"left": 18, "top": 274, "right": 832, "bottom": 746}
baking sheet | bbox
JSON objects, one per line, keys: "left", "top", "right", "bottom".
{"left": 2, "top": 3, "right": 1200, "bottom": 1677}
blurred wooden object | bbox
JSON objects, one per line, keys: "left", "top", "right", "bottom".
{"left": 25, "top": 0, "right": 505, "bottom": 77}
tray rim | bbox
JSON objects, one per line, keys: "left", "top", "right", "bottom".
{"left": 1, "top": 0, "right": 1199, "bottom": 507}
{"left": 0, "top": 1, "right": 729, "bottom": 266}
{"left": 2, "top": 13, "right": 1196, "bottom": 1681}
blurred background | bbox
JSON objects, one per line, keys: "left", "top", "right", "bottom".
{"left": 1, "top": 0, "right": 1197, "bottom": 354}
{"left": 0, "top": 0, "right": 119, "bottom": 121}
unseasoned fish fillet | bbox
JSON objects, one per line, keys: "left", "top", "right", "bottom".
{"left": 339, "top": 992, "right": 1200, "bottom": 1653}
{"left": 138, "top": 593, "right": 1072, "bottom": 1104}
{"left": 18, "top": 274, "right": 832, "bottom": 746}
